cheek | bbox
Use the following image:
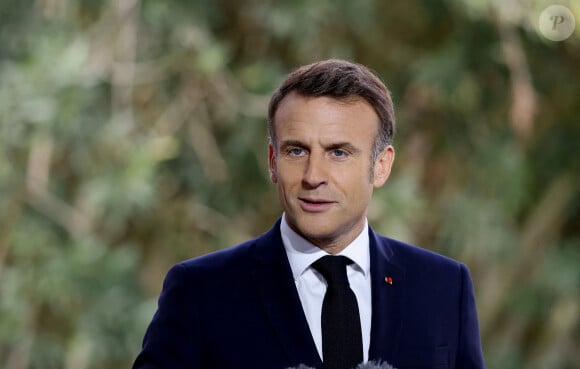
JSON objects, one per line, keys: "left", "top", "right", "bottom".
{"left": 334, "top": 162, "right": 372, "bottom": 186}
{"left": 274, "top": 169, "right": 299, "bottom": 199}
{"left": 333, "top": 171, "right": 373, "bottom": 199}
{"left": 275, "top": 162, "right": 302, "bottom": 183}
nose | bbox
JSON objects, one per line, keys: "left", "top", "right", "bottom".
{"left": 302, "top": 153, "right": 328, "bottom": 189}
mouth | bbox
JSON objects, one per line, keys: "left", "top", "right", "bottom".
{"left": 298, "top": 197, "right": 335, "bottom": 212}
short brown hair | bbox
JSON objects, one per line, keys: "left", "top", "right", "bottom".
{"left": 268, "top": 59, "right": 395, "bottom": 162}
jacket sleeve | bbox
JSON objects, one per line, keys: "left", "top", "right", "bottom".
{"left": 132, "top": 263, "right": 202, "bottom": 369}
{"left": 456, "top": 263, "right": 486, "bottom": 369}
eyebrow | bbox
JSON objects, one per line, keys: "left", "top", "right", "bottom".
{"left": 280, "top": 140, "right": 307, "bottom": 150}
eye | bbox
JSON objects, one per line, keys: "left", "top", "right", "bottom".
{"left": 288, "top": 148, "right": 305, "bottom": 156}
{"left": 332, "top": 149, "right": 347, "bottom": 157}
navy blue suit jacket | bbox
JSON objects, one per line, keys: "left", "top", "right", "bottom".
{"left": 133, "top": 220, "right": 485, "bottom": 369}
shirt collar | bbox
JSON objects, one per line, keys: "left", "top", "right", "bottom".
{"left": 281, "top": 213, "right": 370, "bottom": 281}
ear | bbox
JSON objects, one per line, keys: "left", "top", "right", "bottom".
{"left": 268, "top": 144, "right": 277, "bottom": 183}
{"left": 372, "top": 145, "right": 395, "bottom": 188}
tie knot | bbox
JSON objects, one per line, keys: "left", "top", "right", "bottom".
{"left": 312, "top": 255, "right": 353, "bottom": 285}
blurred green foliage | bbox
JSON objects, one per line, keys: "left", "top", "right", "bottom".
{"left": 1, "top": 0, "right": 579, "bottom": 368}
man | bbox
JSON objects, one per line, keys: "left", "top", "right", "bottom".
{"left": 133, "top": 59, "right": 486, "bottom": 369}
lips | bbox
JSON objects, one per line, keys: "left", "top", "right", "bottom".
{"left": 298, "top": 197, "right": 335, "bottom": 212}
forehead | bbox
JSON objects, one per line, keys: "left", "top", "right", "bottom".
{"left": 273, "top": 92, "right": 379, "bottom": 144}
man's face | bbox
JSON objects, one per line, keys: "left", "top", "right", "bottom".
{"left": 269, "top": 92, "right": 395, "bottom": 253}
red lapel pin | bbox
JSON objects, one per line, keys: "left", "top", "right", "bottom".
{"left": 385, "top": 276, "right": 393, "bottom": 285}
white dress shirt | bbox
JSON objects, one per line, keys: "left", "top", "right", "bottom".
{"left": 280, "top": 214, "right": 372, "bottom": 362}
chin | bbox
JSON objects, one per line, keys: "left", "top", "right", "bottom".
{"left": 292, "top": 217, "right": 334, "bottom": 235}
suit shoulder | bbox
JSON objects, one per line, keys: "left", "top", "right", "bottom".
{"left": 175, "top": 236, "right": 258, "bottom": 274}
{"left": 376, "top": 234, "right": 463, "bottom": 272}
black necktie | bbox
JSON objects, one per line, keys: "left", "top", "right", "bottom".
{"left": 312, "top": 255, "right": 363, "bottom": 369}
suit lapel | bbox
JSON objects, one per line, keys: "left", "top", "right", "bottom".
{"left": 251, "top": 220, "right": 322, "bottom": 368}
{"left": 368, "top": 229, "right": 406, "bottom": 361}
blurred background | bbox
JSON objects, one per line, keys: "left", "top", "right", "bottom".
{"left": 0, "top": 0, "right": 579, "bottom": 368}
